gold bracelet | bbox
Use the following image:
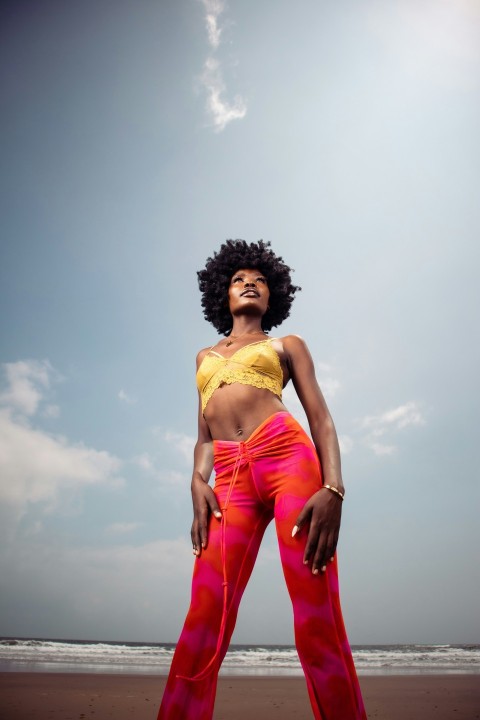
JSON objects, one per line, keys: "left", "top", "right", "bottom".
{"left": 323, "top": 484, "right": 345, "bottom": 501}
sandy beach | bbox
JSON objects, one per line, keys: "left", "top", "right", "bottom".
{"left": 1, "top": 673, "right": 479, "bottom": 719}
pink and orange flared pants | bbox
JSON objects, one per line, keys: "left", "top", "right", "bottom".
{"left": 158, "top": 412, "right": 366, "bottom": 720}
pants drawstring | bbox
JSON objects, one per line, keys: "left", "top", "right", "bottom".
{"left": 176, "top": 442, "right": 250, "bottom": 682}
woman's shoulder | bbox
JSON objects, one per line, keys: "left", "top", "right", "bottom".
{"left": 196, "top": 341, "right": 218, "bottom": 367}
{"left": 276, "top": 334, "right": 309, "bottom": 350}
{"left": 273, "top": 335, "right": 313, "bottom": 365}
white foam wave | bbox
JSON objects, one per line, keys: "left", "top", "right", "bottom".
{"left": 1, "top": 639, "right": 479, "bottom": 675}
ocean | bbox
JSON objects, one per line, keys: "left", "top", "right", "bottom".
{"left": 0, "top": 638, "right": 479, "bottom": 676}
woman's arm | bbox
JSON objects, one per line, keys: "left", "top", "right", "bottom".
{"left": 283, "top": 335, "right": 344, "bottom": 575}
{"left": 190, "top": 352, "right": 222, "bottom": 557}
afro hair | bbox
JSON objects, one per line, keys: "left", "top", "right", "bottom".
{"left": 197, "top": 239, "right": 301, "bottom": 334}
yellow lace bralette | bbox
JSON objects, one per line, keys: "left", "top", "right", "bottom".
{"left": 196, "top": 338, "right": 283, "bottom": 412}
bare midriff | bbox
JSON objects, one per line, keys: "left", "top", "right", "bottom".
{"left": 203, "top": 384, "right": 287, "bottom": 442}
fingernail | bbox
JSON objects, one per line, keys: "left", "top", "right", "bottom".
{"left": 214, "top": 511, "right": 222, "bottom": 518}
{"left": 291, "top": 525, "right": 299, "bottom": 538}
{"left": 303, "top": 559, "right": 308, "bottom": 565}
{"left": 330, "top": 557, "right": 334, "bottom": 562}
{"left": 321, "top": 565, "right": 327, "bottom": 572}
{"left": 313, "top": 568, "right": 319, "bottom": 575}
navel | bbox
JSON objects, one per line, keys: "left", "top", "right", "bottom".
{"left": 235, "top": 426, "right": 243, "bottom": 437}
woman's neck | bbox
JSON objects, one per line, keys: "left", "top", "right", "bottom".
{"left": 224, "top": 322, "right": 266, "bottom": 347}
{"left": 229, "top": 324, "right": 265, "bottom": 337}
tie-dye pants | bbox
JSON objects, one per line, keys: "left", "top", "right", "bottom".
{"left": 158, "top": 411, "right": 366, "bottom": 720}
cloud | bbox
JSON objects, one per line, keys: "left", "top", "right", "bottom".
{"left": 133, "top": 451, "right": 188, "bottom": 491}
{"left": 338, "top": 435, "right": 353, "bottom": 455}
{"left": 159, "top": 470, "right": 188, "bottom": 489}
{"left": 370, "top": 442, "right": 396, "bottom": 457}
{"left": 163, "top": 431, "right": 195, "bottom": 464}
{"left": 0, "top": 359, "right": 54, "bottom": 416}
{"left": 360, "top": 401, "right": 425, "bottom": 456}
{"left": 0, "top": 408, "right": 122, "bottom": 514}
{"left": 134, "top": 428, "right": 194, "bottom": 489}
{"left": 200, "top": 58, "right": 247, "bottom": 132}
{"left": 118, "top": 389, "right": 137, "bottom": 404}
{"left": 200, "top": 0, "right": 224, "bottom": 50}
{"left": 197, "top": 1, "right": 247, "bottom": 131}
{"left": 281, "top": 383, "right": 308, "bottom": 427}
{"left": 0, "top": 361, "right": 123, "bottom": 527}
{"left": 317, "top": 363, "right": 342, "bottom": 401}
{"left": 43, "top": 404, "right": 60, "bottom": 419}
{"left": 134, "top": 452, "right": 155, "bottom": 472}
{"left": 105, "top": 522, "right": 142, "bottom": 535}
{"left": 361, "top": 401, "right": 425, "bottom": 432}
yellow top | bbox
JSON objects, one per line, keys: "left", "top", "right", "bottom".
{"left": 196, "top": 338, "right": 283, "bottom": 412}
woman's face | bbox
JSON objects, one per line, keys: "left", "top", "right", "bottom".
{"left": 228, "top": 268, "right": 270, "bottom": 317}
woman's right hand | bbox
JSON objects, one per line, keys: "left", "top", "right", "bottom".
{"left": 190, "top": 475, "right": 222, "bottom": 556}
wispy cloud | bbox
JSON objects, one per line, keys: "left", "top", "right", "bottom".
{"left": 105, "top": 522, "right": 142, "bottom": 535}
{"left": 118, "top": 389, "right": 137, "bottom": 405}
{"left": 201, "top": 0, "right": 224, "bottom": 49}
{"left": 164, "top": 431, "right": 196, "bottom": 464}
{"left": 360, "top": 401, "right": 425, "bottom": 456}
{"left": 197, "top": 0, "right": 247, "bottom": 131}
{"left": 369, "top": 441, "right": 396, "bottom": 457}
{"left": 133, "top": 449, "right": 189, "bottom": 490}
{"left": 134, "top": 452, "right": 155, "bottom": 473}
{"left": 338, "top": 435, "right": 353, "bottom": 455}
{"left": 43, "top": 404, "right": 60, "bottom": 419}
{"left": 200, "top": 58, "right": 247, "bottom": 132}
{"left": 317, "top": 363, "right": 342, "bottom": 401}
{"left": 361, "top": 401, "right": 425, "bottom": 433}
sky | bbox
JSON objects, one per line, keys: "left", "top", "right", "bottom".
{"left": 1, "top": 0, "right": 479, "bottom": 646}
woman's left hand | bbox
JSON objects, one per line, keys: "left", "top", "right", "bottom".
{"left": 292, "top": 488, "right": 342, "bottom": 574}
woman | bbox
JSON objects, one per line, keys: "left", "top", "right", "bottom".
{"left": 158, "top": 240, "right": 367, "bottom": 720}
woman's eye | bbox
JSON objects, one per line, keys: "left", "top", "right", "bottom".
{"left": 232, "top": 276, "right": 243, "bottom": 283}
{"left": 257, "top": 277, "right": 266, "bottom": 283}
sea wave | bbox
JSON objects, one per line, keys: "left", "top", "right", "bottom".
{"left": 0, "top": 638, "right": 479, "bottom": 676}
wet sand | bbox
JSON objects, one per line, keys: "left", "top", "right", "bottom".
{"left": 1, "top": 672, "right": 479, "bottom": 719}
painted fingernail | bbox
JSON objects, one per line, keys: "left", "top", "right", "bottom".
{"left": 291, "top": 525, "right": 299, "bottom": 538}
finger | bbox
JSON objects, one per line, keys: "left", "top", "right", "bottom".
{"left": 311, "top": 531, "right": 328, "bottom": 575}
{"left": 325, "top": 529, "right": 338, "bottom": 563}
{"left": 303, "top": 521, "right": 320, "bottom": 566}
{"left": 198, "top": 490, "right": 221, "bottom": 550}
{"left": 207, "top": 490, "right": 222, "bottom": 520}
{"left": 292, "top": 503, "right": 311, "bottom": 538}
{"left": 193, "top": 500, "right": 211, "bottom": 550}
{"left": 191, "top": 524, "right": 202, "bottom": 557}
{"left": 198, "top": 512, "right": 209, "bottom": 549}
